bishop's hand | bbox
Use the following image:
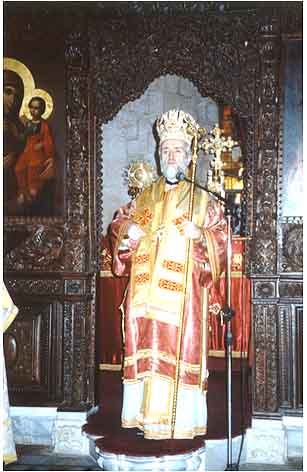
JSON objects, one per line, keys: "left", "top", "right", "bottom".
{"left": 181, "top": 221, "right": 202, "bottom": 240}
{"left": 127, "top": 223, "right": 146, "bottom": 241}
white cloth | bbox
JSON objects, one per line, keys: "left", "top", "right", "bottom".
{"left": 2, "top": 282, "right": 19, "bottom": 465}
{"left": 122, "top": 376, "right": 208, "bottom": 440}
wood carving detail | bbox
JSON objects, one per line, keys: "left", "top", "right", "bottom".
{"left": 278, "top": 304, "right": 303, "bottom": 412}
{"left": 280, "top": 223, "right": 303, "bottom": 273}
{"left": 62, "top": 301, "right": 90, "bottom": 406}
{"left": 280, "top": 4, "right": 303, "bottom": 34}
{"left": 254, "top": 280, "right": 276, "bottom": 299}
{"left": 279, "top": 281, "right": 303, "bottom": 299}
{"left": 253, "top": 304, "right": 278, "bottom": 413}
{"left": 72, "top": 302, "right": 86, "bottom": 404}
{"left": 5, "top": 279, "right": 62, "bottom": 296}
{"left": 63, "top": 30, "right": 90, "bottom": 272}
{"left": 85, "top": 275, "right": 96, "bottom": 405}
{"left": 91, "top": 12, "right": 259, "bottom": 244}
{"left": 278, "top": 306, "right": 292, "bottom": 409}
{"left": 91, "top": 14, "right": 260, "bottom": 123}
{"left": 4, "top": 304, "right": 50, "bottom": 393}
{"left": 63, "top": 303, "right": 73, "bottom": 404}
{"left": 253, "top": 41, "right": 279, "bottom": 275}
{"left": 4, "top": 226, "right": 64, "bottom": 271}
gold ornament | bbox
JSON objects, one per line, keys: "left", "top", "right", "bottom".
{"left": 123, "top": 160, "right": 157, "bottom": 199}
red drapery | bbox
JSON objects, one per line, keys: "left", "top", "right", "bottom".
{"left": 96, "top": 236, "right": 127, "bottom": 371}
{"left": 208, "top": 238, "right": 251, "bottom": 361}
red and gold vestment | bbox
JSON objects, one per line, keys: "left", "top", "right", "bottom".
{"left": 111, "top": 177, "right": 227, "bottom": 439}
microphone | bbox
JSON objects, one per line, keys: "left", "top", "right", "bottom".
{"left": 175, "top": 171, "right": 186, "bottom": 181}
{"left": 175, "top": 171, "right": 227, "bottom": 204}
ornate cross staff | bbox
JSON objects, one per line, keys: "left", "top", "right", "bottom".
{"left": 201, "top": 123, "right": 237, "bottom": 168}
{"left": 201, "top": 124, "right": 238, "bottom": 196}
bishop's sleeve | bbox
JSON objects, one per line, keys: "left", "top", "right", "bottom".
{"left": 109, "top": 200, "right": 138, "bottom": 277}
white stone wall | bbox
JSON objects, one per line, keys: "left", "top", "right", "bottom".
{"left": 102, "top": 74, "right": 219, "bottom": 233}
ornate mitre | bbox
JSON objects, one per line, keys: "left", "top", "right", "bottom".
{"left": 156, "top": 109, "right": 199, "bottom": 145}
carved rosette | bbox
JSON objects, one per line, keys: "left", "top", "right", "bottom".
{"left": 253, "top": 304, "right": 278, "bottom": 413}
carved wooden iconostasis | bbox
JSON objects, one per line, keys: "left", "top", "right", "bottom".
{"left": 3, "top": 5, "right": 95, "bottom": 409}
{"left": 3, "top": 2, "right": 302, "bottom": 418}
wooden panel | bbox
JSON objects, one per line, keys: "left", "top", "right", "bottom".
{"left": 278, "top": 304, "right": 303, "bottom": 413}
{"left": 253, "top": 303, "right": 279, "bottom": 415}
{"left": 278, "top": 305, "right": 294, "bottom": 409}
{"left": 4, "top": 301, "right": 62, "bottom": 405}
{"left": 295, "top": 305, "right": 303, "bottom": 409}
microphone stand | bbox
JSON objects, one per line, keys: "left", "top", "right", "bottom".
{"left": 178, "top": 174, "right": 238, "bottom": 471}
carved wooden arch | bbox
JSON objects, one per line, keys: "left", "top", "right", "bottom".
{"left": 90, "top": 13, "right": 262, "bottom": 256}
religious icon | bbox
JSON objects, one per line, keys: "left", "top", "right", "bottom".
{"left": 3, "top": 58, "right": 57, "bottom": 217}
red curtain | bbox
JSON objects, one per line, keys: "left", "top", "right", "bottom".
{"left": 96, "top": 236, "right": 127, "bottom": 371}
{"left": 208, "top": 238, "right": 251, "bottom": 361}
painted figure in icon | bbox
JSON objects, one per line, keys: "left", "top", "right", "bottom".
{"left": 3, "top": 70, "right": 26, "bottom": 214}
{"left": 15, "top": 96, "right": 56, "bottom": 208}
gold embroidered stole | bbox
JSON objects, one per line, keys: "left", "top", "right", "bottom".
{"left": 130, "top": 178, "right": 209, "bottom": 327}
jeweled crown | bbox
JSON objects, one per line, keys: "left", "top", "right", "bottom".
{"left": 156, "top": 109, "right": 199, "bottom": 145}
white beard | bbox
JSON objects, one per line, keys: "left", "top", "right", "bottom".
{"left": 164, "top": 165, "right": 178, "bottom": 181}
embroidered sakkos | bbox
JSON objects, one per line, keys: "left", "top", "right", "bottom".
{"left": 111, "top": 177, "right": 227, "bottom": 439}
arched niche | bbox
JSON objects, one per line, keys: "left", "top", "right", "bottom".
{"left": 100, "top": 73, "right": 246, "bottom": 238}
{"left": 90, "top": 13, "right": 260, "bottom": 253}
